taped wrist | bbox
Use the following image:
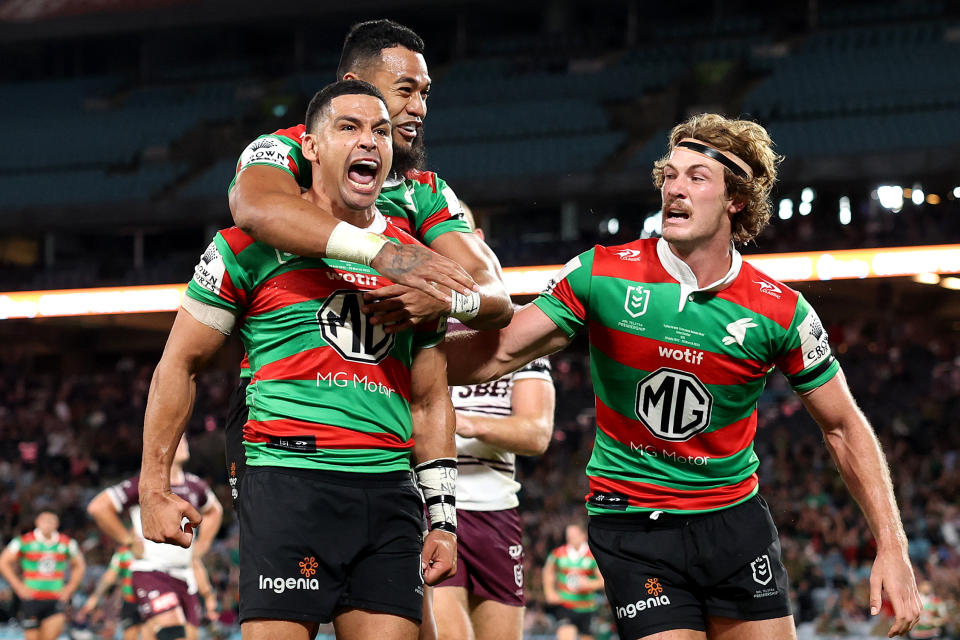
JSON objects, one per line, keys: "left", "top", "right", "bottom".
{"left": 326, "top": 221, "right": 389, "bottom": 267}
{"left": 450, "top": 289, "right": 481, "bottom": 322}
{"left": 415, "top": 458, "right": 457, "bottom": 535}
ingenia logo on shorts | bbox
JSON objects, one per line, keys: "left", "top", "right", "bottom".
{"left": 258, "top": 557, "right": 321, "bottom": 594}
{"left": 615, "top": 578, "right": 671, "bottom": 619}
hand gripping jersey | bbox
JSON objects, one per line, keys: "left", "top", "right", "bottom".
{"left": 449, "top": 344, "right": 552, "bottom": 510}
{"left": 184, "top": 214, "right": 446, "bottom": 473}
{"left": 230, "top": 124, "right": 469, "bottom": 381}
{"left": 107, "top": 474, "right": 215, "bottom": 582}
{"left": 534, "top": 238, "right": 840, "bottom": 515}
{"left": 547, "top": 544, "right": 600, "bottom": 612}
{"left": 4, "top": 531, "right": 80, "bottom": 599}
{"left": 107, "top": 547, "right": 136, "bottom": 603}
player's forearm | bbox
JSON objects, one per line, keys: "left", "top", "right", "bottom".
{"left": 141, "top": 359, "right": 197, "bottom": 495}
{"left": 230, "top": 186, "right": 339, "bottom": 259}
{"left": 444, "top": 330, "right": 514, "bottom": 386}
{"left": 823, "top": 416, "right": 907, "bottom": 551}
{"left": 90, "top": 569, "right": 117, "bottom": 600}
{"left": 462, "top": 270, "right": 513, "bottom": 331}
{"left": 64, "top": 559, "right": 85, "bottom": 596}
{"left": 0, "top": 558, "right": 24, "bottom": 591}
{"left": 412, "top": 395, "right": 456, "bottom": 464}
{"left": 461, "top": 414, "right": 551, "bottom": 456}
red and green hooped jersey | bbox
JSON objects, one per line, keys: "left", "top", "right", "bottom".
{"left": 230, "top": 124, "right": 470, "bottom": 245}
{"left": 5, "top": 531, "right": 79, "bottom": 600}
{"left": 547, "top": 544, "right": 600, "bottom": 612}
{"left": 534, "top": 238, "right": 840, "bottom": 515}
{"left": 230, "top": 124, "right": 469, "bottom": 381}
{"left": 184, "top": 220, "right": 446, "bottom": 474}
{"left": 107, "top": 547, "right": 135, "bottom": 603}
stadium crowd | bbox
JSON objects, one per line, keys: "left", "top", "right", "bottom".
{"left": 0, "top": 307, "right": 958, "bottom": 638}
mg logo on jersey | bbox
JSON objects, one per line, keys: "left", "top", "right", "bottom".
{"left": 635, "top": 368, "right": 713, "bottom": 441}
{"left": 624, "top": 285, "right": 650, "bottom": 318}
{"left": 614, "top": 248, "right": 643, "bottom": 261}
{"left": 317, "top": 290, "right": 395, "bottom": 363}
{"left": 751, "top": 554, "right": 772, "bottom": 585}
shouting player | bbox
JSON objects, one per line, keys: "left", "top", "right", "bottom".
{"left": 445, "top": 113, "right": 922, "bottom": 639}
{"left": 0, "top": 512, "right": 85, "bottom": 640}
{"left": 224, "top": 18, "right": 511, "bottom": 513}
{"left": 139, "top": 80, "right": 457, "bottom": 640}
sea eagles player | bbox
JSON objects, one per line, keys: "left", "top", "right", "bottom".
{"left": 432, "top": 206, "right": 556, "bottom": 640}
{"left": 87, "top": 436, "right": 222, "bottom": 640}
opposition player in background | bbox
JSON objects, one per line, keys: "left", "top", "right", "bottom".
{"left": 445, "top": 113, "right": 921, "bottom": 639}
{"left": 0, "top": 511, "right": 85, "bottom": 640}
{"left": 432, "top": 206, "right": 556, "bottom": 640}
{"left": 76, "top": 545, "right": 141, "bottom": 640}
{"left": 224, "top": 17, "right": 511, "bottom": 512}
{"left": 139, "top": 81, "right": 457, "bottom": 640}
{"left": 543, "top": 523, "right": 604, "bottom": 640}
{"left": 87, "top": 436, "right": 223, "bottom": 640}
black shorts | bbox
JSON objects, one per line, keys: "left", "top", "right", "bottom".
{"left": 551, "top": 606, "right": 596, "bottom": 635}
{"left": 224, "top": 377, "right": 250, "bottom": 511}
{"left": 588, "top": 494, "right": 791, "bottom": 638}
{"left": 239, "top": 466, "right": 425, "bottom": 624}
{"left": 119, "top": 600, "right": 141, "bottom": 629}
{"left": 20, "top": 599, "right": 64, "bottom": 629}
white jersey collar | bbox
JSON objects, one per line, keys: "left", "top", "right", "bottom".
{"left": 383, "top": 173, "right": 404, "bottom": 189}
{"left": 656, "top": 237, "right": 742, "bottom": 311}
{"left": 363, "top": 206, "right": 387, "bottom": 233}
{"left": 33, "top": 529, "right": 58, "bottom": 544}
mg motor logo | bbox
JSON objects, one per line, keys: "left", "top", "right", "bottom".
{"left": 317, "top": 290, "right": 394, "bottom": 364}
{"left": 635, "top": 368, "right": 713, "bottom": 441}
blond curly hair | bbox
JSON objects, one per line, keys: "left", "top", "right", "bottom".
{"left": 652, "top": 114, "right": 782, "bottom": 244}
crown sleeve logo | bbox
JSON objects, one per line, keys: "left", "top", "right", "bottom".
{"left": 299, "top": 556, "right": 318, "bottom": 577}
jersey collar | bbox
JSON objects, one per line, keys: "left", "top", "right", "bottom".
{"left": 33, "top": 529, "right": 58, "bottom": 544}
{"left": 383, "top": 173, "right": 404, "bottom": 189}
{"left": 656, "top": 237, "right": 742, "bottom": 311}
{"left": 362, "top": 206, "right": 387, "bottom": 233}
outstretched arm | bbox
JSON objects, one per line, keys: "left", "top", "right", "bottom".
{"left": 444, "top": 304, "right": 571, "bottom": 386}
{"left": 139, "top": 308, "right": 227, "bottom": 548}
{"left": 77, "top": 567, "right": 117, "bottom": 619}
{"left": 230, "top": 166, "right": 475, "bottom": 302}
{"left": 801, "top": 370, "right": 921, "bottom": 638}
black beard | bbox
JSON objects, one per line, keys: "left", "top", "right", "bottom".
{"left": 392, "top": 128, "right": 427, "bottom": 177}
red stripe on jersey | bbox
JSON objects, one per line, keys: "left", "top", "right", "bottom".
{"left": 383, "top": 223, "right": 422, "bottom": 246}
{"left": 592, "top": 239, "right": 674, "bottom": 283}
{"left": 270, "top": 124, "right": 306, "bottom": 143}
{"left": 247, "top": 268, "right": 390, "bottom": 317}
{"left": 244, "top": 418, "right": 414, "bottom": 449}
{"left": 587, "top": 473, "right": 758, "bottom": 511}
{"left": 420, "top": 208, "right": 453, "bottom": 235}
{"left": 588, "top": 320, "right": 769, "bottom": 384}
{"left": 405, "top": 169, "right": 437, "bottom": 192}
{"left": 252, "top": 346, "right": 412, "bottom": 401}
{"left": 240, "top": 354, "right": 250, "bottom": 369}
{"left": 715, "top": 262, "right": 798, "bottom": 329}
{"left": 595, "top": 397, "right": 758, "bottom": 460}
{"left": 775, "top": 344, "right": 807, "bottom": 377}
{"left": 22, "top": 551, "right": 67, "bottom": 561}
{"left": 386, "top": 216, "right": 413, "bottom": 234}
{"left": 552, "top": 279, "right": 587, "bottom": 322}
{"left": 23, "top": 570, "right": 64, "bottom": 579}
{"left": 220, "top": 227, "right": 256, "bottom": 256}
{"left": 25, "top": 591, "right": 60, "bottom": 601}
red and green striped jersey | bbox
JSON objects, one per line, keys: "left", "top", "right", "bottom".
{"left": 230, "top": 124, "right": 470, "bottom": 245}
{"left": 5, "top": 530, "right": 79, "bottom": 600}
{"left": 184, "top": 217, "right": 446, "bottom": 474}
{"left": 230, "top": 124, "right": 468, "bottom": 381}
{"left": 534, "top": 238, "right": 840, "bottom": 515}
{"left": 107, "top": 547, "right": 135, "bottom": 603}
{"left": 547, "top": 544, "right": 600, "bottom": 612}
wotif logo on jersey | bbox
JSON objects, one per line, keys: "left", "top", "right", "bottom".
{"left": 615, "top": 578, "right": 671, "bottom": 619}
{"left": 624, "top": 285, "right": 650, "bottom": 318}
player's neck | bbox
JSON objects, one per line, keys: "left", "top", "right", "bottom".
{"left": 665, "top": 234, "right": 734, "bottom": 288}
{"left": 303, "top": 189, "right": 378, "bottom": 229}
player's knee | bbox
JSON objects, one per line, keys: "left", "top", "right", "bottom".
{"left": 155, "top": 624, "right": 186, "bottom": 640}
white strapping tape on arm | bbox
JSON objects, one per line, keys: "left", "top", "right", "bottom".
{"left": 181, "top": 296, "right": 238, "bottom": 335}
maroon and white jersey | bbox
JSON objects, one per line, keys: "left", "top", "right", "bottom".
{"left": 107, "top": 473, "right": 215, "bottom": 580}
{"left": 450, "top": 355, "right": 552, "bottom": 511}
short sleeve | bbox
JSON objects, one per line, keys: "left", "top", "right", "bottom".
{"left": 184, "top": 232, "right": 251, "bottom": 314}
{"left": 106, "top": 476, "right": 139, "bottom": 513}
{"left": 775, "top": 294, "right": 841, "bottom": 393}
{"left": 4, "top": 537, "right": 21, "bottom": 554}
{"left": 412, "top": 316, "right": 447, "bottom": 351}
{"left": 410, "top": 174, "right": 471, "bottom": 245}
{"left": 228, "top": 132, "right": 308, "bottom": 191}
{"left": 532, "top": 249, "right": 595, "bottom": 339}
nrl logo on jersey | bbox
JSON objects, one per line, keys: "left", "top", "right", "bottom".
{"left": 624, "top": 285, "right": 650, "bottom": 318}
{"left": 614, "top": 248, "right": 643, "bottom": 262}
{"left": 754, "top": 279, "right": 782, "bottom": 299}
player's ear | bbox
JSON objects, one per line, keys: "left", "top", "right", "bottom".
{"left": 301, "top": 133, "right": 320, "bottom": 162}
{"left": 727, "top": 197, "right": 746, "bottom": 215}
{"left": 342, "top": 71, "right": 359, "bottom": 81}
